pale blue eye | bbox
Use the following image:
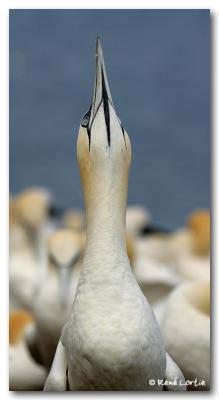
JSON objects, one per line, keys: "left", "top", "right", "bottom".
{"left": 81, "top": 106, "right": 91, "bottom": 127}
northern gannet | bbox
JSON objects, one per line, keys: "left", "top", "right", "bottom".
{"left": 9, "top": 310, "right": 46, "bottom": 390}
{"left": 24, "top": 229, "right": 83, "bottom": 369}
{"left": 126, "top": 205, "right": 170, "bottom": 237}
{"left": 134, "top": 257, "right": 181, "bottom": 306}
{"left": 152, "top": 211, "right": 210, "bottom": 324}
{"left": 187, "top": 210, "right": 210, "bottom": 256}
{"left": 9, "top": 196, "right": 29, "bottom": 254}
{"left": 9, "top": 188, "right": 53, "bottom": 311}
{"left": 62, "top": 209, "right": 86, "bottom": 232}
{"left": 164, "top": 209, "right": 210, "bottom": 281}
{"left": 126, "top": 205, "right": 151, "bottom": 236}
{"left": 134, "top": 209, "right": 210, "bottom": 303}
{"left": 158, "top": 281, "right": 210, "bottom": 390}
{"left": 44, "top": 37, "right": 186, "bottom": 391}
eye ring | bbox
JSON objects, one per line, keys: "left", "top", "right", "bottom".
{"left": 81, "top": 105, "right": 91, "bottom": 128}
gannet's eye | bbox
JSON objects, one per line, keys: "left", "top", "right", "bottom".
{"left": 81, "top": 106, "right": 91, "bottom": 128}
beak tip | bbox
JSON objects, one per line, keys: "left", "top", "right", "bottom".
{"left": 90, "top": 36, "right": 113, "bottom": 121}
{"left": 96, "top": 35, "right": 101, "bottom": 45}
{"left": 96, "top": 36, "right": 102, "bottom": 58}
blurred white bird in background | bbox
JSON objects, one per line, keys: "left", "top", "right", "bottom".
{"left": 157, "top": 280, "right": 210, "bottom": 390}
{"left": 9, "top": 188, "right": 55, "bottom": 311}
{"left": 9, "top": 310, "right": 47, "bottom": 390}
{"left": 24, "top": 229, "right": 83, "bottom": 370}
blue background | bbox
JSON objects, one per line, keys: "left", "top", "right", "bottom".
{"left": 9, "top": 9, "right": 210, "bottom": 229}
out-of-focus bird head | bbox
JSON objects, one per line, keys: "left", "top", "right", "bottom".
{"left": 47, "top": 229, "right": 83, "bottom": 306}
{"left": 187, "top": 209, "right": 210, "bottom": 256}
{"left": 14, "top": 188, "right": 52, "bottom": 231}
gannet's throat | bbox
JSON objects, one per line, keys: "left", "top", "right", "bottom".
{"left": 81, "top": 38, "right": 126, "bottom": 150}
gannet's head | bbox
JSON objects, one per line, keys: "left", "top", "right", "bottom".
{"left": 126, "top": 206, "right": 151, "bottom": 236}
{"left": 187, "top": 209, "right": 210, "bottom": 256}
{"left": 15, "top": 188, "right": 52, "bottom": 231}
{"left": 9, "top": 311, "right": 33, "bottom": 345}
{"left": 77, "top": 37, "right": 131, "bottom": 187}
{"left": 47, "top": 229, "right": 82, "bottom": 306}
{"left": 187, "top": 281, "right": 210, "bottom": 317}
{"left": 62, "top": 209, "right": 86, "bottom": 232}
{"left": 9, "top": 196, "right": 29, "bottom": 252}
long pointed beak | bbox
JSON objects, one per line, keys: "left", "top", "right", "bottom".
{"left": 58, "top": 251, "right": 81, "bottom": 307}
{"left": 58, "top": 266, "right": 71, "bottom": 307}
{"left": 81, "top": 37, "right": 115, "bottom": 148}
{"left": 90, "top": 36, "right": 113, "bottom": 121}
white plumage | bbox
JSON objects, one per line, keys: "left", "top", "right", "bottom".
{"left": 44, "top": 37, "right": 185, "bottom": 391}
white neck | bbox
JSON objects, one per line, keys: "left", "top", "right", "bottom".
{"left": 81, "top": 166, "right": 130, "bottom": 276}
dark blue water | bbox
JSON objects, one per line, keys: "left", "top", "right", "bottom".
{"left": 9, "top": 9, "right": 210, "bottom": 229}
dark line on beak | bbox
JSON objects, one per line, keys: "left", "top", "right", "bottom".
{"left": 87, "top": 126, "right": 91, "bottom": 150}
{"left": 81, "top": 51, "right": 127, "bottom": 151}
{"left": 93, "top": 70, "right": 97, "bottom": 118}
{"left": 89, "top": 101, "right": 102, "bottom": 132}
{"left": 101, "top": 67, "right": 111, "bottom": 147}
{"left": 121, "top": 125, "right": 127, "bottom": 149}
